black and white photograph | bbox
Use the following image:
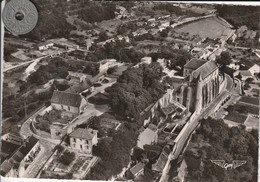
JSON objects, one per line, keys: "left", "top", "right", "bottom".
{"left": 0, "top": 1, "right": 259, "bottom": 182}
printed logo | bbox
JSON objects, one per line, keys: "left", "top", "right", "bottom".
{"left": 210, "top": 160, "right": 247, "bottom": 170}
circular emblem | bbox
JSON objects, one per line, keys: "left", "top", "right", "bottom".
{"left": 2, "top": 0, "right": 38, "bottom": 35}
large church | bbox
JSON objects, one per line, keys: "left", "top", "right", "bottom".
{"left": 173, "top": 58, "right": 224, "bottom": 113}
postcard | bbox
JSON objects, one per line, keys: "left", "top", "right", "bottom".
{"left": 1, "top": 1, "right": 259, "bottom": 182}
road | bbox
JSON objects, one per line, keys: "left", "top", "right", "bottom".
{"left": 160, "top": 74, "right": 234, "bottom": 182}
{"left": 19, "top": 106, "right": 59, "bottom": 178}
{"left": 21, "top": 140, "right": 55, "bottom": 178}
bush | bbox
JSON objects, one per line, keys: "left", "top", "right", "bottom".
{"left": 59, "top": 150, "right": 75, "bottom": 165}
{"left": 54, "top": 145, "right": 65, "bottom": 154}
{"left": 107, "top": 66, "right": 119, "bottom": 74}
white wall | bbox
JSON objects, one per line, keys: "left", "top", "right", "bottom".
{"left": 70, "top": 137, "right": 92, "bottom": 154}
{"left": 51, "top": 103, "right": 79, "bottom": 114}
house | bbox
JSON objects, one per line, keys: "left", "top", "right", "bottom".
{"left": 227, "top": 63, "right": 240, "bottom": 70}
{"left": 240, "top": 70, "right": 253, "bottom": 81}
{"left": 38, "top": 42, "right": 54, "bottom": 51}
{"left": 69, "top": 128, "right": 98, "bottom": 154}
{"left": 172, "top": 157, "right": 188, "bottom": 182}
{"left": 50, "top": 123, "right": 68, "bottom": 140}
{"left": 52, "top": 38, "right": 79, "bottom": 50}
{"left": 11, "top": 50, "right": 31, "bottom": 61}
{"left": 129, "top": 162, "right": 145, "bottom": 178}
{"left": 99, "top": 59, "right": 118, "bottom": 73}
{"left": 65, "top": 80, "right": 93, "bottom": 94}
{"left": 137, "top": 124, "right": 158, "bottom": 150}
{"left": 248, "top": 64, "right": 260, "bottom": 75}
{"left": 50, "top": 90, "right": 87, "bottom": 114}
{"left": 143, "top": 145, "right": 162, "bottom": 160}
{"left": 134, "top": 57, "right": 152, "bottom": 68}
{"left": 161, "top": 101, "right": 186, "bottom": 118}
{"left": 152, "top": 145, "right": 171, "bottom": 172}
{"left": 67, "top": 71, "right": 92, "bottom": 83}
{"left": 0, "top": 136, "right": 40, "bottom": 177}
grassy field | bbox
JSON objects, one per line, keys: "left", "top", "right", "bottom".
{"left": 175, "top": 16, "right": 231, "bottom": 40}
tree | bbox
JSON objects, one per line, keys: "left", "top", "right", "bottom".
{"left": 107, "top": 65, "right": 119, "bottom": 74}
{"left": 216, "top": 51, "right": 232, "bottom": 68}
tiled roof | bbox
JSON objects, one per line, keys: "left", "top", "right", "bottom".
{"left": 0, "top": 160, "right": 13, "bottom": 176}
{"left": 19, "top": 136, "right": 38, "bottom": 156}
{"left": 69, "top": 128, "right": 97, "bottom": 140}
{"left": 184, "top": 58, "right": 206, "bottom": 70}
{"left": 130, "top": 162, "right": 145, "bottom": 175}
{"left": 192, "top": 61, "right": 218, "bottom": 80}
{"left": 51, "top": 90, "right": 83, "bottom": 107}
{"left": 148, "top": 124, "right": 158, "bottom": 132}
{"left": 152, "top": 145, "right": 171, "bottom": 172}
{"left": 0, "top": 136, "right": 38, "bottom": 176}
{"left": 240, "top": 70, "right": 252, "bottom": 77}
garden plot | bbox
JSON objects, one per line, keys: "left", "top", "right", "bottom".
{"left": 44, "top": 148, "right": 94, "bottom": 178}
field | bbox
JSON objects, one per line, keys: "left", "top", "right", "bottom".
{"left": 175, "top": 16, "right": 232, "bottom": 40}
{"left": 239, "top": 96, "right": 259, "bottom": 106}
{"left": 225, "top": 102, "right": 259, "bottom": 124}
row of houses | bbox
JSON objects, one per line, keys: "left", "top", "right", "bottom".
{"left": 0, "top": 134, "right": 40, "bottom": 177}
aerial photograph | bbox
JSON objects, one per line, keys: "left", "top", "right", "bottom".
{"left": 1, "top": 1, "right": 259, "bottom": 182}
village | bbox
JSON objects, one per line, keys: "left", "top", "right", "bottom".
{"left": 1, "top": 2, "right": 259, "bottom": 182}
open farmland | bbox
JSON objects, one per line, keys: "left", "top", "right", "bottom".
{"left": 175, "top": 16, "right": 232, "bottom": 40}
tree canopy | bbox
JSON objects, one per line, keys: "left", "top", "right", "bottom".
{"left": 106, "top": 62, "right": 165, "bottom": 122}
{"left": 185, "top": 118, "right": 258, "bottom": 182}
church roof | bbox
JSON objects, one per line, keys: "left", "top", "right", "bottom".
{"left": 192, "top": 61, "right": 218, "bottom": 80}
{"left": 184, "top": 58, "right": 206, "bottom": 70}
{"left": 51, "top": 90, "right": 83, "bottom": 107}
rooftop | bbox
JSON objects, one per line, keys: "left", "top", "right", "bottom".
{"left": 68, "top": 71, "right": 92, "bottom": 79}
{"left": 191, "top": 60, "right": 218, "bottom": 80}
{"left": 51, "top": 90, "right": 83, "bottom": 107}
{"left": 184, "top": 58, "right": 206, "bottom": 70}
{"left": 137, "top": 127, "right": 157, "bottom": 149}
{"left": 69, "top": 128, "right": 97, "bottom": 140}
{"left": 130, "top": 162, "right": 145, "bottom": 176}
{"left": 65, "top": 81, "right": 91, "bottom": 94}
{"left": 152, "top": 145, "right": 171, "bottom": 172}
{"left": 240, "top": 70, "right": 253, "bottom": 77}
{"left": 0, "top": 136, "right": 39, "bottom": 176}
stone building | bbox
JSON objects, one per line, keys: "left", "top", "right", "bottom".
{"left": 50, "top": 90, "right": 88, "bottom": 114}
{"left": 69, "top": 128, "right": 98, "bottom": 154}
{"left": 0, "top": 136, "right": 40, "bottom": 177}
{"left": 173, "top": 59, "right": 221, "bottom": 113}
